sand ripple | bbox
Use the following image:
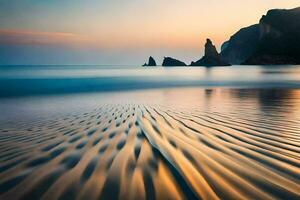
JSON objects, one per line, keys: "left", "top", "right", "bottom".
{"left": 0, "top": 89, "right": 300, "bottom": 200}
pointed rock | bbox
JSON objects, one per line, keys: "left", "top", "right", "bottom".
{"left": 143, "top": 56, "right": 157, "bottom": 66}
{"left": 191, "top": 39, "right": 230, "bottom": 66}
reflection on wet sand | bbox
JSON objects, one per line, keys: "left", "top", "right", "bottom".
{"left": 0, "top": 88, "right": 300, "bottom": 200}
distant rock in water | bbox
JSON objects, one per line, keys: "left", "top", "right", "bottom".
{"left": 221, "top": 7, "right": 300, "bottom": 65}
{"left": 143, "top": 56, "right": 157, "bottom": 66}
{"left": 162, "top": 57, "right": 187, "bottom": 66}
{"left": 191, "top": 39, "right": 230, "bottom": 66}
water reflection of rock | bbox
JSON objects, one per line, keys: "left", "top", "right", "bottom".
{"left": 228, "top": 89, "right": 296, "bottom": 114}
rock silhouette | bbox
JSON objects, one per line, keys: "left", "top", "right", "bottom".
{"left": 220, "top": 25, "right": 260, "bottom": 64}
{"left": 142, "top": 6, "right": 300, "bottom": 66}
{"left": 191, "top": 39, "right": 230, "bottom": 66}
{"left": 221, "top": 7, "right": 300, "bottom": 65}
{"left": 162, "top": 57, "right": 187, "bottom": 66}
{"left": 143, "top": 56, "right": 157, "bottom": 66}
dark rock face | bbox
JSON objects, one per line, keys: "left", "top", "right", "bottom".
{"left": 143, "top": 56, "right": 157, "bottom": 66}
{"left": 162, "top": 57, "right": 187, "bottom": 66}
{"left": 191, "top": 39, "right": 230, "bottom": 66}
{"left": 221, "top": 41, "right": 229, "bottom": 52}
{"left": 221, "top": 7, "right": 300, "bottom": 65}
{"left": 220, "top": 24, "right": 260, "bottom": 64}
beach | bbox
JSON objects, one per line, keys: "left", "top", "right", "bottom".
{"left": 1, "top": 87, "right": 300, "bottom": 200}
{"left": 2, "top": 1, "right": 300, "bottom": 199}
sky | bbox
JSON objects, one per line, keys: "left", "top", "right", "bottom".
{"left": 0, "top": 0, "right": 299, "bottom": 65}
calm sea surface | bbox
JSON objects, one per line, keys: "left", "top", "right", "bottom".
{"left": 0, "top": 65, "right": 300, "bottom": 97}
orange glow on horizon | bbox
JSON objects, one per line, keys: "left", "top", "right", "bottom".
{"left": 0, "top": 1, "right": 299, "bottom": 52}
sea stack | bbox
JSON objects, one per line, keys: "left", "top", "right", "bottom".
{"left": 191, "top": 39, "right": 230, "bottom": 66}
{"left": 143, "top": 56, "right": 157, "bottom": 66}
{"left": 162, "top": 57, "right": 187, "bottom": 66}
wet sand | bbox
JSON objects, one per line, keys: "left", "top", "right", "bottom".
{"left": 0, "top": 88, "right": 300, "bottom": 200}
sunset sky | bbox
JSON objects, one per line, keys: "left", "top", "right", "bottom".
{"left": 0, "top": 0, "right": 299, "bottom": 65}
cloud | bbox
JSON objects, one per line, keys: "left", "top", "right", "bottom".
{"left": 0, "top": 28, "right": 205, "bottom": 50}
{"left": 0, "top": 29, "right": 91, "bottom": 46}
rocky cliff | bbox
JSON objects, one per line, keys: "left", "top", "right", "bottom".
{"left": 221, "top": 7, "right": 300, "bottom": 65}
{"left": 220, "top": 25, "right": 260, "bottom": 64}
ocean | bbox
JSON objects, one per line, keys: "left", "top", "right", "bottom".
{"left": 0, "top": 65, "right": 300, "bottom": 97}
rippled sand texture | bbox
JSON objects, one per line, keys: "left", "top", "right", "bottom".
{"left": 0, "top": 88, "right": 300, "bottom": 200}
